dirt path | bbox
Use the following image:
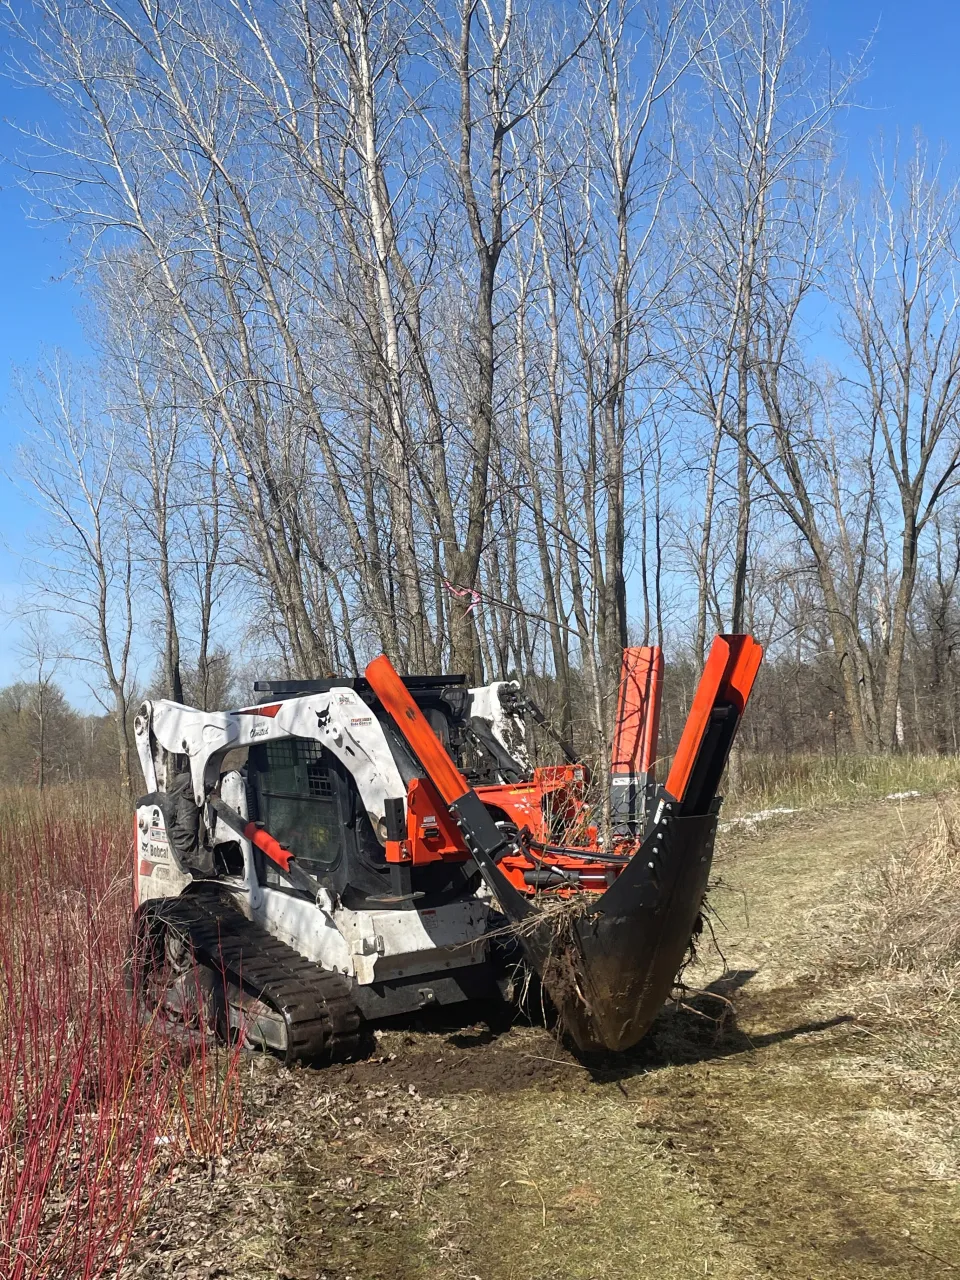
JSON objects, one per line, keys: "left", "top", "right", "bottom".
{"left": 134, "top": 797, "right": 960, "bottom": 1280}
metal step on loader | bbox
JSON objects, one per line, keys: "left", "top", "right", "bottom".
{"left": 129, "top": 635, "right": 762, "bottom": 1060}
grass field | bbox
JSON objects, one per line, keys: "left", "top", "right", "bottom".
{"left": 2, "top": 767, "right": 959, "bottom": 1278}
{"left": 724, "top": 749, "right": 960, "bottom": 815}
{"left": 127, "top": 793, "right": 960, "bottom": 1280}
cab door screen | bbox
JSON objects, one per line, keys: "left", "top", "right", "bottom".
{"left": 253, "top": 738, "right": 344, "bottom": 879}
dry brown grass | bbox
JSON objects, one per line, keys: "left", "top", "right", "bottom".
{"left": 723, "top": 750, "right": 960, "bottom": 815}
{"left": 124, "top": 795, "right": 960, "bottom": 1279}
{"left": 859, "top": 798, "right": 960, "bottom": 979}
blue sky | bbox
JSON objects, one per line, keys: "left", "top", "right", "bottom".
{"left": 0, "top": 0, "right": 959, "bottom": 701}
{"left": 0, "top": 79, "right": 88, "bottom": 693}
{"left": 808, "top": 1, "right": 960, "bottom": 162}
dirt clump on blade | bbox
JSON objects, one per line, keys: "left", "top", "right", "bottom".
{"left": 497, "top": 893, "right": 593, "bottom": 942}
{"left": 491, "top": 893, "right": 596, "bottom": 1034}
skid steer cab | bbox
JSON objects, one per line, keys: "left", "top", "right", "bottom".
{"left": 130, "top": 636, "right": 761, "bottom": 1062}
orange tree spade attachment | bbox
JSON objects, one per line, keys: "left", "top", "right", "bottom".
{"left": 364, "top": 635, "right": 762, "bottom": 1053}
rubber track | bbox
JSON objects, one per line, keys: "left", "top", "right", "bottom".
{"left": 148, "top": 891, "right": 360, "bottom": 1065}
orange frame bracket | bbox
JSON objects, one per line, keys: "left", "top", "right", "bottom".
{"left": 610, "top": 646, "right": 663, "bottom": 834}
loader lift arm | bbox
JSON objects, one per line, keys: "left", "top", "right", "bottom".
{"left": 365, "top": 635, "right": 762, "bottom": 1053}
{"left": 209, "top": 796, "right": 319, "bottom": 899}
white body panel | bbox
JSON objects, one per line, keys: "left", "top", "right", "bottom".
{"left": 332, "top": 899, "right": 490, "bottom": 983}
{"left": 251, "top": 887, "right": 353, "bottom": 972}
{"left": 135, "top": 801, "right": 193, "bottom": 903}
{"left": 468, "top": 681, "right": 530, "bottom": 774}
{"left": 252, "top": 890, "right": 490, "bottom": 985}
{"left": 134, "top": 687, "right": 407, "bottom": 838}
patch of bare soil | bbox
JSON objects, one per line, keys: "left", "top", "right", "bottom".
{"left": 126, "top": 796, "right": 960, "bottom": 1280}
{"left": 325, "top": 1016, "right": 583, "bottom": 1098}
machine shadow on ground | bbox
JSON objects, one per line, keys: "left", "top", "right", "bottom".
{"left": 583, "top": 967, "right": 857, "bottom": 1083}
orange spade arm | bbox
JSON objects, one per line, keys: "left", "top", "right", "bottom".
{"left": 364, "top": 654, "right": 533, "bottom": 917}
{"left": 611, "top": 646, "right": 663, "bottom": 778}
{"left": 664, "top": 634, "right": 763, "bottom": 811}
{"left": 364, "top": 655, "right": 470, "bottom": 806}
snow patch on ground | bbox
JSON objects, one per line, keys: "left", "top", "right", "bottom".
{"left": 720, "top": 806, "right": 798, "bottom": 831}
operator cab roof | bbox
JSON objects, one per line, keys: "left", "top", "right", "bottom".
{"left": 253, "top": 675, "right": 469, "bottom": 704}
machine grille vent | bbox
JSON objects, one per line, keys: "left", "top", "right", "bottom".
{"left": 264, "top": 738, "right": 333, "bottom": 801}
{"left": 307, "top": 760, "right": 333, "bottom": 799}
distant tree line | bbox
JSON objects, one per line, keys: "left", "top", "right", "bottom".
{"left": 0, "top": 682, "right": 120, "bottom": 789}
{"left": 7, "top": 631, "right": 959, "bottom": 797}
{"left": 7, "top": 0, "right": 960, "bottom": 794}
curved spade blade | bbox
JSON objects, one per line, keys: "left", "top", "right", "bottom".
{"left": 515, "top": 813, "right": 717, "bottom": 1052}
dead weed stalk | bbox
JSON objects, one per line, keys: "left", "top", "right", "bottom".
{"left": 860, "top": 798, "right": 960, "bottom": 980}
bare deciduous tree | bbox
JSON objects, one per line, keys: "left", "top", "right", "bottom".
{"left": 841, "top": 138, "right": 960, "bottom": 749}
{"left": 18, "top": 361, "right": 137, "bottom": 792}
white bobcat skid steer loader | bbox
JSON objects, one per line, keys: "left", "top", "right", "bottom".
{"left": 131, "top": 672, "right": 532, "bottom": 1062}
{"left": 130, "top": 639, "right": 761, "bottom": 1062}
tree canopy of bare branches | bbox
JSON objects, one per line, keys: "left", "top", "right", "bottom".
{"left": 7, "top": 0, "right": 960, "bottom": 775}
